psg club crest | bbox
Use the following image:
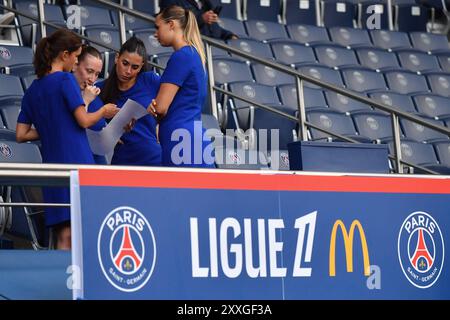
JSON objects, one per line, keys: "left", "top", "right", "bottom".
{"left": 98, "top": 206, "right": 156, "bottom": 292}
{"left": 398, "top": 211, "right": 445, "bottom": 289}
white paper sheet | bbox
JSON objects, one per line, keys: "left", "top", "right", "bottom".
{"left": 86, "top": 99, "right": 149, "bottom": 155}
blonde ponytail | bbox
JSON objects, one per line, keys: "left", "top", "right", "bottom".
{"left": 184, "top": 10, "right": 206, "bottom": 67}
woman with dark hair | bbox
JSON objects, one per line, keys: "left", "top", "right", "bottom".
{"left": 99, "top": 37, "right": 162, "bottom": 166}
{"left": 148, "top": 5, "right": 214, "bottom": 167}
{"left": 16, "top": 29, "right": 119, "bottom": 249}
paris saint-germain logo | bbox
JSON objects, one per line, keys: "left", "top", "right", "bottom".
{"left": 98, "top": 206, "right": 156, "bottom": 292}
{"left": 398, "top": 211, "right": 444, "bottom": 289}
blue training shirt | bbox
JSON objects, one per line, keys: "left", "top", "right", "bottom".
{"left": 97, "top": 72, "right": 162, "bottom": 166}
{"left": 159, "top": 45, "right": 214, "bottom": 167}
{"left": 87, "top": 96, "right": 107, "bottom": 164}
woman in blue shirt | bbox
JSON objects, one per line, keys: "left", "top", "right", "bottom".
{"left": 148, "top": 5, "right": 214, "bottom": 167}
{"left": 16, "top": 29, "right": 119, "bottom": 249}
{"left": 99, "top": 37, "right": 162, "bottom": 166}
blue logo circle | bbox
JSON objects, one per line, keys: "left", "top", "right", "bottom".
{"left": 98, "top": 206, "right": 156, "bottom": 292}
{"left": 398, "top": 211, "right": 445, "bottom": 289}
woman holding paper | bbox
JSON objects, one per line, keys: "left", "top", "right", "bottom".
{"left": 147, "top": 5, "right": 214, "bottom": 167}
{"left": 15, "top": 29, "right": 119, "bottom": 249}
{"left": 99, "top": 37, "right": 162, "bottom": 166}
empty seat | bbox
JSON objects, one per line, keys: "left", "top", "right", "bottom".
{"left": 0, "top": 45, "right": 34, "bottom": 77}
{"left": 134, "top": 30, "right": 173, "bottom": 56}
{"left": 213, "top": 58, "right": 254, "bottom": 85}
{"left": 328, "top": 27, "right": 372, "bottom": 48}
{"left": 278, "top": 84, "right": 328, "bottom": 110}
{"left": 397, "top": 50, "right": 441, "bottom": 73}
{"left": 307, "top": 108, "right": 367, "bottom": 141}
{"left": 270, "top": 40, "right": 316, "bottom": 66}
{"left": 244, "top": 0, "right": 281, "bottom": 22}
{"left": 370, "top": 30, "right": 412, "bottom": 51}
{"left": 297, "top": 64, "right": 344, "bottom": 89}
{"left": 325, "top": 91, "right": 371, "bottom": 113}
{"left": 426, "top": 73, "right": 450, "bottom": 98}
{"left": 433, "top": 141, "right": 450, "bottom": 167}
{"left": 409, "top": 32, "right": 450, "bottom": 53}
{"left": 64, "top": 5, "right": 113, "bottom": 28}
{"left": 321, "top": 0, "right": 356, "bottom": 28}
{"left": 266, "top": 149, "right": 291, "bottom": 170}
{"left": 251, "top": 63, "right": 294, "bottom": 86}
{"left": 384, "top": 70, "right": 429, "bottom": 94}
{"left": 131, "top": 0, "right": 158, "bottom": 15}
{"left": 369, "top": 91, "right": 417, "bottom": 113}
{"left": 111, "top": 13, "right": 154, "bottom": 31}
{"left": 0, "top": 74, "right": 24, "bottom": 98}
{"left": 253, "top": 105, "right": 297, "bottom": 150}
{"left": 286, "top": 24, "right": 330, "bottom": 45}
{"left": 210, "top": 0, "right": 243, "bottom": 20}
{"left": 283, "top": 0, "right": 317, "bottom": 25}
{"left": 0, "top": 101, "right": 21, "bottom": 130}
{"left": 401, "top": 118, "right": 448, "bottom": 142}
{"left": 413, "top": 94, "right": 450, "bottom": 119}
{"left": 228, "top": 82, "right": 281, "bottom": 130}
{"left": 357, "top": 1, "right": 389, "bottom": 30}
{"left": 245, "top": 20, "right": 288, "bottom": 41}
{"left": 215, "top": 147, "right": 269, "bottom": 169}
{"left": 21, "top": 74, "right": 37, "bottom": 90}
{"left": 227, "top": 38, "right": 273, "bottom": 61}
{"left": 314, "top": 44, "right": 359, "bottom": 69}
{"left": 341, "top": 68, "right": 387, "bottom": 92}
{"left": 437, "top": 54, "right": 450, "bottom": 73}
{"left": 394, "top": 3, "right": 429, "bottom": 32}
{"left": 84, "top": 26, "right": 121, "bottom": 52}
{"left": 201, "top": 113, "right": 223, "bottom": 137}
{"left": 356, "top": 48, "right": 401, "bottom": 72}
{"left": 217, "top": 18, "right": 247, "bottom": 37}
{"left": 352, "top": 111, "right": 394, "bottom": 142}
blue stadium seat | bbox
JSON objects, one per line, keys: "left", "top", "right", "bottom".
{"left": 111, "top": 12, "right": 154, "bottom": 31}
{"left": 253, "top": 105, "right": 297, "bottom": 150}
{"left": 228, "top": 82, "right": 281, "bottom": 130}
{"left": 286, "top": 24, "right": 330, "bottom": 45}
{"left": 437, "top": 53, "right": 450, "bottom": 73}
{"left": 130, "top": 0, "right": 158, "bottom": 15}
{"left": 266, "top": 149, "right": 291, "bottom": 171}
{"left": 426, "top": 73, "right": 450, "bottom": 97}
{"left": 297, "top": 64, "right": 344, "bottom": 89}
{"left": 313, "top": 44, "right": 359, "bottom": 69}
{"left": 0, "top": 74, "right": 24, "bottom": 99}
{"left": 283, "top": 0, "right": 317, "bottom": 25}
{"left": 243, "top": 0, "right": 281, "bottom": 22}
{"left": 0, "top": 102, "right": 20, "bottom": 130}
{"left": 227, "top": 38, "right": 274, "bottom": 61}
{"left": 84, "top": 26, "right": 121, "bottom": 52}
{"left": 214, "top": 147, "right": 269, "bottom": 169}
{"left": 369, "top": 91, "right": 417, "bottom": 113}
{"left": 328, "top": 27, "right": 372, "bottom": 48}
{"left": 154, "top": 53, "right": 171, "bottom": 71}
{"left": 384, "top": 70, "right": 429, "bottom": 94}
{"left": 409, "top": 32, "right": 450, "bottom": 53}
{"left": 270, "top": 40, "right": 316, "bottom": 66}
{"left": 357, "top": 1, "right": 389, "bottom": 30}
{"left": 245, "top": 20, "right": 288, "bottom": 41}
{"left": 251, "top": 63, "right": 294, "bottom": 86}
{"left": 397, "top": 50, "right": 441, "bottom": 73}
{"left": 133, "top": 30, "right": 173, "bottom": 57}
{"left": 400, "top": 117, "right": 448, "bottom": 142}
{"left": 213, "top": 58, "right": 254, "bottom": 85}
{"left": 352, "top": 111, "right": 394, "bottom": 142}
{"left": 370, "top": 30, "right": 412, "bottom": 51}
{"left": 307, "top": 108, "right": 370, "bottom": 141}
{"left": 413, "top": 94, "right": 450, "bottom": 119}
{"left": 394, "top": 3, "right": 429, "bottom": 32}
{"left": 341, "top": 68, "right": 388, "bottom": 93}
{"left": 217, "top": 18, "right": 247, "bottom": 37}
{"left": 278, "top": 84, "right": 328, "bottom": 110}
{"left": 433, "top": 141, "right": 450, "bottom": 167}
{"left": 325, "top": 91, "right": 372, "bottom": 113}
{"left": 321, "top": 0, "right": 356, "bottom": 28}
{"left": 0, "top": 45, "right": 34, "bottom": 77}
{"left": 356, "top": 48, "right": 401, "bottom": 72}
{"left": 64, "top": 5, "right": 113, "bottom": 28}
{"left": 210, "top": 0, "right": 243, "bottom": 20}
{"left": 21, "top": 74, "right": 37, "bottom": 90}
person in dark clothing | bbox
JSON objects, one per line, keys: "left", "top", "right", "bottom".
{"left": 159, "top": 0, "right": 238, "bottom": 40}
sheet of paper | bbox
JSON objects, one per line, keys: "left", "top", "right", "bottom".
{"left": 86, "top": 99, "right": 149, "bottom": 155}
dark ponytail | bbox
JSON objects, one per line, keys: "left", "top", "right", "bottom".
{"left": 34, "top": 29, "right": 82, "bottom": 78}
{"left": 100, "top": 36, "right": 148, "bottom": 104}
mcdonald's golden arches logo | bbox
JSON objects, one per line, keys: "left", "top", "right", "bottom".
{"left": 329, "top": 219, "right": 370, "bottom": 277}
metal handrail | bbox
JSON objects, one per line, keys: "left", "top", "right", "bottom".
{"left": 1, "top": 0, "right": 449, "bottom": 175}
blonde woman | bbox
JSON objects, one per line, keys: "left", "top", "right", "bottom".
{"left": 148, "top": 5, "right": 214, "bottom": 167}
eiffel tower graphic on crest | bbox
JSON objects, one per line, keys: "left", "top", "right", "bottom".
{"left": 114, "top": 226, "right": 142, "bottom": 273}
{"left": 410, "top": 229, "right": 433, "bottom": 272}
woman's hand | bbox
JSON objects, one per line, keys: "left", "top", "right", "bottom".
{"left": 123, "top": 118, "right": 136, "bottom": 133}
{"left": 102, "top": 103, "right": 120, "bottom": 119}
{"left": 83, "top": 85, "right": 101, "bottom": 106}
{"left": 147, "top": 99, "right": 158, "bottom": 118}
